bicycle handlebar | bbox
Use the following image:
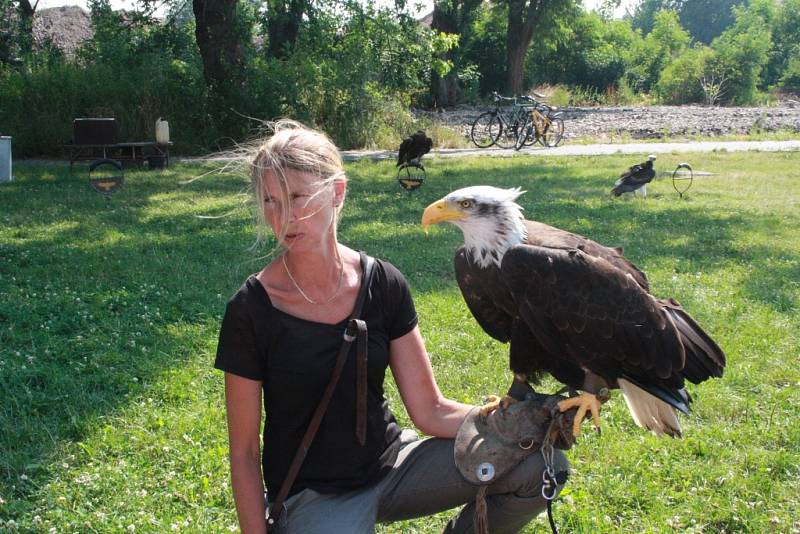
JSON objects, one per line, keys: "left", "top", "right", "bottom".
{"left": 491, "top": 92, "right": 555, "bottom": 112}
{"left": 491, "top": 91, "right": 517, "bottom": 103}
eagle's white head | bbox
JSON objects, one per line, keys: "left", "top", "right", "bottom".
{"left": 421, "top": 186, "right": 528, "bottom": 268}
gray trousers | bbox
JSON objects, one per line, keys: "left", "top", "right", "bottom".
{"left": 270, "top": 432, "right": 569, "bottom": 534}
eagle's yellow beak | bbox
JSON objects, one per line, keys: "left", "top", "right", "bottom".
{"left": 421, "top": 199, "right": 465, "bottom": 231}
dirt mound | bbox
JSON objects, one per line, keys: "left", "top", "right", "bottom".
{"left": 33, "top": 6, "right": 92, "bottom": 58}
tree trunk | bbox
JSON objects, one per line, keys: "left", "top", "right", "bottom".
{"left": 266, "top": 0, "right": 305, "bottom": 59}
{"left": 430, "top": 3, "right": 460, "bottom": 108}
{"left": 16, "top": 0, "right": 37, "bottom": 56}
{"left": 504, "top": 0, "right": 548, "bottom": 95}
{"left": 429, "top": 0, "right": 482, "bottom": 107}
{"left": 193, "top": 0, "right": 248, "bottom": 137}
{"left": 192, "top": 0, "right": 245, "bottom": 95}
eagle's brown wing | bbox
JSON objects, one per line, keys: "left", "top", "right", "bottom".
{"left": 524, "top": 220, "right": 649, "bottom": 291}
{"left": 501, "top": 244, "right": 690, "bottom": 408}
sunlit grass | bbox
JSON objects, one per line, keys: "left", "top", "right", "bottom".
{"left": 1, "top": 152, "right": 799, "bottom": 532}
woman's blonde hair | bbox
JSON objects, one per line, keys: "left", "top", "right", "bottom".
{"left": 250, "top": 119, "right": 346, "bottom": 245}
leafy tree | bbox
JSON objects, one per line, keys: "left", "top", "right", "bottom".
{"left": 0, "top": 0, "right": 41, "bottom": 63}
{"left": 678, "top": 0, "right": 744, "bottom": 44}
{"left": 629, "top": 0, "right": 679, "bottom": 35}
{"left": 711, "top": 0, "right": 772, "bottom": 103}
{"left": 625, "top": 9, "right": 690, "bottom": 92}
{"left": 430, "top": 0, "right": 482, "bottom": 107}
{"left": 630, "top": 0, "right": 745, "bottom": 45}
{"left": 461, "top": 2, "right": 507, "bottom": 95}
{"left": 192, "top": 0, "right": 255, "bottom": 135}
{"left": 500, "top": 0, "right": 574, "bottom": 95}
{"left": 253, "top": 2, "right": 447, "bottom": 147}
{"left": 769, "top": 0, "right": 800, "bottom": 89}
{"left": 780, "top": 54, "right": 800, "bottom": 91}
{"left": 264, "top": 0, "right": 308, "bottom": 59}
{"left": 527, "top": 9, "right": 636, "bottom": 90}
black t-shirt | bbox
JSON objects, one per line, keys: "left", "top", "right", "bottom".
{"left": 214, "top": 257, "right": 418, "bottom": 497}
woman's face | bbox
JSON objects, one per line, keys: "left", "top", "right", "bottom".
{"left": 261, "top": 168, "right": 343, "bottom": 251}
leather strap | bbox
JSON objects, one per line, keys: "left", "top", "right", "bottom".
{"left": 266, "top": 252, "right": 375, "bottom": 530}
{"left": 355, "top": 317, "right": 368, "bottom": 445}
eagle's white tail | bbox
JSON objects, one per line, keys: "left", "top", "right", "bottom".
{"left": 618, "top": 378, "right": 682, "bottom": 437}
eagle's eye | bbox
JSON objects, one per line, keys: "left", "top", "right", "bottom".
{"left": 460, "top": 199, "right": 473, "bottom": 209}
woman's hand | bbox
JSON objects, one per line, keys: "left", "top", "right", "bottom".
{"left": 389, "top": 327, "right": 473, "bottom": 438}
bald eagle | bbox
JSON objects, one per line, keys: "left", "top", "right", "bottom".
{"left": 422, "top": 186, "right": 725, "bottom": 437}
{"left": 612, "top": 155, "right": 657, "bottom": 197}
{"left": 397, "top": 131, "right": 433, "bottom": 170}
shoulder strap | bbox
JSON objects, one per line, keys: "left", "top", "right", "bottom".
{"left": 351, "top": 252, "right": 375, "bottom": 320}
{"left": 267, "top": 252, "right": 376, "bottom": 530}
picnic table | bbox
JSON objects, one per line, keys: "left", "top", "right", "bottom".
{"left": 63, "top": 118, "right": 172, "bottom": 170}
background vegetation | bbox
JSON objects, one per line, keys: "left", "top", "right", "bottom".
{"left": 1, "top": 0, "right": 799, "bottom": 156}
{"left": 1, "top": 153, "right": 799, "bottom": 532}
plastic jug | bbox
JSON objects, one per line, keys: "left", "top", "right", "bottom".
{"left": 155, "top": 118, "right": 170, "bottom": 145}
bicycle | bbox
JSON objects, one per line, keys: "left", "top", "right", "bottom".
{"left": 513, "top": 95, "right": 564, "bottom": 150}
{"left": 470, "top": 92, "right": 536, "bottom": 149}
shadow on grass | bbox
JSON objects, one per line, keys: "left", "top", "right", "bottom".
{"left": 0, "top": 157, "right": 796, "bottom": 518}
{"left": 0, "top": 164, "right": 257, "bottom": 517}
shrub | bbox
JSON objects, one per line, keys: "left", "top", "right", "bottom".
{"left": 779, "top": 53, "right": 800, "bottom": 91}
{"left": 657, "top": 46, "right": 714, "bottom": 104}
{"left": 710, "top": 0, "right": 773, "bottom": 104}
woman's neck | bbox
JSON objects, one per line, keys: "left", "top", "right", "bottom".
{"left": 282, "top": 242, "right": 347, "bottom": 304}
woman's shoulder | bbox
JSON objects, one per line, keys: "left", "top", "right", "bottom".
{"left": 366, "top": 255, "right": 411, "bottom": 291}
{"left": 226, "top": 274, "right": 270, "bottom": 311}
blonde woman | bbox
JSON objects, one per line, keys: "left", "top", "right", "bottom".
{"left": 214, "top": 120, "right": 568, "bottom": 533}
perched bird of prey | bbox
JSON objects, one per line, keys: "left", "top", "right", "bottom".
{"left": 422, "top": 186, "right": 725, "bottom": 437}
{"left": 397, "top": 130, "right": 433, "bottom": 170}
{"left": 612, "top": 155, "right": 657, "bottom": 197}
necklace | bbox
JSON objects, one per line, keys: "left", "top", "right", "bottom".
{"left": 282, "top": 253, "right": 344, "bottom": 305}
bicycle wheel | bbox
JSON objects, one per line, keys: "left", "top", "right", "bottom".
{"left": 514, "top": 118, "right": 532, "bottom": 151}
{"left": 543, "top": 116, "right": 564, "bottom": 147}
{"left": 470, "top": 112, "right": 500, "bottom": 148}
{"left": 494, "top": 117, "right": 520, "bottom": 149}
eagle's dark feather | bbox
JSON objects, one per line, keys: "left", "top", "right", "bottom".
{"left": 612, "top": 159, "right": 656, "bottom": 196}
{"left": 453, "top": 219, "right": 724, "bottom": 417}
{"left": 397, "top": 130, "right": 433, "bottom": 167}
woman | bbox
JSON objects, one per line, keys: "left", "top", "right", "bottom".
{"left": 214, "top": 120, "right": 568, "bottom": 533}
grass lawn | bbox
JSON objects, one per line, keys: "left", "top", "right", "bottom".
{"left": 1, "top": 151, "right": 799, "bottom": 533}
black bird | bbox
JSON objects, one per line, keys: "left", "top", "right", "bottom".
{"left": 397, "top": 130, "right": 433, "bottom": 170}
{"left": 612, "top": 155, "right": 657, "bottom": 197}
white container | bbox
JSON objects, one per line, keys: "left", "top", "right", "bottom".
{"left": 0, "top": 136, "right": 11, "bottom": 183}
{"left": 155, "top": 118, "right": 170, "bottom": 145}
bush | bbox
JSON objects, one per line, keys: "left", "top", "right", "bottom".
{"left": 779, "top": 53, "right": 800, "bottom": 91}
{"left": 656, "top": 46, "right": 714, "bottom": 104}
{"left": 710, "top": 1, "right": 773, "bottom": 104}
{"left": 625, "top": 10, "right": 691, "bottom": 94}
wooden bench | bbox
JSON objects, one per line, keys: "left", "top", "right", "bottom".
{"left": 63, "top": 118, "right": 172, "bottom": 170}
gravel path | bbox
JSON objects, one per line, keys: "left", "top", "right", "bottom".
{"left": 415, "top": 102, "right": 800, "bottom": 142}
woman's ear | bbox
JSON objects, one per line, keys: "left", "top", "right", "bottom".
{"left": 333, "top": 178, "right": 347, "bottom": 206}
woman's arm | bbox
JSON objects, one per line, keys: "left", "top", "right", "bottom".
{"left": 389, "top": 326, "right": 474, "bottom": 438}
{"left": 224, "top": 373, "right": 267, "bottom": 534}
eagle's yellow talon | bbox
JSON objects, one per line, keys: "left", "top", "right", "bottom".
{"left": 479, "top": 394, "right": 517, "bottom": 417}
{"left": 558, "top": 392, "right": 606, "bottom": 437}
